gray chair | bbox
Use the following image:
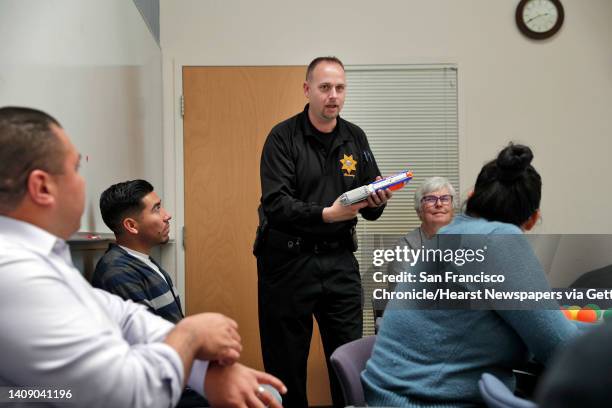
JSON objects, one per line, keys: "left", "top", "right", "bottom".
{"left": 330, "top": 335, "right": 377, "bottom": 407}
{"left": 479, "top": 373, "right": 538, "bottom": 408}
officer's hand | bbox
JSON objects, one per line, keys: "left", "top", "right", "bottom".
{"left": 322, "top": 196, "right": 368, "bottom": 223}
{"left": 366, "top": 176, "right": 393, "bottom": 208}
{"left": 179, "top": 312, "right": 242, "bottom": 365}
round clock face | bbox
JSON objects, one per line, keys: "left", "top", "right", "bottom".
{"left": 516, "top": 0, "right": 564, "bottom": 39}
{"left": 523, "top": 0, "right": 558, "bottom": 32}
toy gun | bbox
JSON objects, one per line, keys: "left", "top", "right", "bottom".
{"left": 339, "top": 170, "right": 413, "bottom": 206}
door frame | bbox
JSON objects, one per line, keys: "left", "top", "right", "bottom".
{"left": 166, "top": 59, "right": 187, "bottom": 303}
{"left": 166, "top": 60, "right": 311, "bottom": 304}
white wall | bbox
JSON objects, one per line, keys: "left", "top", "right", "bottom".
{"left": 160, "top": 0, "right": 612, "bottom": 237}
{"left": 0, "top": 0, "right": 163, "bottom": 234}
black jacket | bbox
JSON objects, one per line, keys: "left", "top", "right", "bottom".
{"left": 260, "top": 104, "right": 385, "bottom": 239}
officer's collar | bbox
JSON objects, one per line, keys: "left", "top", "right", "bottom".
{"left": 301, "top": 104, "right": 350, "bottom": 143}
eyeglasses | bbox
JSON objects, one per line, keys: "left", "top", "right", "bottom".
{"left": 421, "top": 194, "right": 453, "bottom": 207}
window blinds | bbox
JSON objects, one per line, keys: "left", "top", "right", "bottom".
{"left": 342, "top": 65, "right": 459, "bottom": 335}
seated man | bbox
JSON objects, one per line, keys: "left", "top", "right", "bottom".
{"left": 92, "top": 180, "right": 183, "bottom": 323}
{"left": 0, "top": 106, "right": 285, "bottom": 408}
{"left": 92, "top": 179, "right": 201, "bottom": 406}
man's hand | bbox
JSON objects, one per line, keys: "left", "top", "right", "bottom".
{"left": 204, "top": 362, "right": 287, "bottom": 408}
{"left": 365, "top": 176, "right": 393, "bottom": 208}
{"left": 179, "top": 312, "right": 242, "bottom": 365}
{"left": 322, "top": 196, "right": 368, "bottom": 223}
{"left": 322, "top": 176, "right": 394, "bottom": 222}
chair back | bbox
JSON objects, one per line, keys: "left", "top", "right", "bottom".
{"left": 479, "top": 373, "right": 538, "bottom": 408}
{"left": 330, "top": 335, "right": 377, "bottom": 406}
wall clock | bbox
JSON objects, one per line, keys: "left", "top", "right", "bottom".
{"left": 516, "top": 0, "right": 564, "bottom": 40}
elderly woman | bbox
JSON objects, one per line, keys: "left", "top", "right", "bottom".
{"left": 364, "top": 144, "right": 585, "bottom": 407}
{"left": 385, "top": 176, "right": 455, "bottom": 287}
{"left": 380, "top": 177, "right": 455, "bottom": 315}
{"left": 403, "top": 176, "right": 456, "bottom": 248}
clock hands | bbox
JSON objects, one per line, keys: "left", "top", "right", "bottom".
{"left": 516, "top": 0, "right": 564, "bottom": 39}
{"left": 526, "top": 12, "right": 550, "bottom": 23}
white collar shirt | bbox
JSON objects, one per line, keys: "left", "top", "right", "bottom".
{"left": 0, "top": 216, "right": 207, "bottom": 407}
{"left": 119, "top": 245, "right": 169, "bottom": 284}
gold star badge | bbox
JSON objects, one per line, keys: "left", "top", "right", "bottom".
{"left": 340, "top": 154, "right": 357, "bottom": 176}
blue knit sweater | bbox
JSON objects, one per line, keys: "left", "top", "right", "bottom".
{"left": 362, "top": 214, "right": 579, "bottom": 407}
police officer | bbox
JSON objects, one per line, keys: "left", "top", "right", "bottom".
{"left": 256, "top": 56, "right": 393, "bottom": 408}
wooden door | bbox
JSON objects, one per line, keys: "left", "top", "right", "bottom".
{"left": 183, "top": 66, "right": 332, "bottom": 405}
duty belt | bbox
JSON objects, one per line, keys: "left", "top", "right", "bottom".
{"left": 266, "top": 228, "right": 350, "bottom": 254}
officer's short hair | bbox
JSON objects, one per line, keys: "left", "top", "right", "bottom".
{"left": 306, "top": 56, "right": 345, "bottom": 81}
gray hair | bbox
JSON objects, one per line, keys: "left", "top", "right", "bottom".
{"left": 414, "top": 176, "right": 456, "bottom": 212}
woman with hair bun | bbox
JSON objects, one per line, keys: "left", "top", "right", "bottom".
{"left": 466, "top": 143, "right": 542, "bottom": 228}
{"left": 362, "top": 143, "right": 584, "bottom": 407}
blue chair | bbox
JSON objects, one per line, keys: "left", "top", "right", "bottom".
{"left": 330, "top": 335, "right": 377, "bottom": 407}
{"left": 479, "top": 373, "right": 538, "bottom": 408}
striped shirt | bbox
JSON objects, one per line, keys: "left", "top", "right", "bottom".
{"left": 92, "top": 243, "right": 184, "bottom": 323}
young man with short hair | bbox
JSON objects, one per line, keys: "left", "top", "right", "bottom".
{"left": 93, "top": 180, "right": 210, "bottom": 407}
{"left": 93, "top": 180, "right": 183, "bottom": 323}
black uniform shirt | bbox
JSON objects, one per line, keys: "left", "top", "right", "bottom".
{"left": 308, "top": 119, "right": 336, "bottom": 155}
{"left": 260, "top": 104, "right": 385, "bottom": 239}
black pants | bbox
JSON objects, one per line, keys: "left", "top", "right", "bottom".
{"left": 176, "top": 387, "right": 208, "bottom": 407}
{"left": 257, "top": 245, "right": 363, "bottom": 408}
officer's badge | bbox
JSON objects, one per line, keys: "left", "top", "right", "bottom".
{"left": 340, "top": 154, "right": 357, "bottom": 176}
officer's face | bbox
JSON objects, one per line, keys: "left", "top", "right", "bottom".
{"left": 304, "top": 61, "right": 346, "bottom": 123}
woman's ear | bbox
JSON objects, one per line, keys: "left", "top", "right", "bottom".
{"left": 522, "top": 209, "right": 541, "bottom": 232}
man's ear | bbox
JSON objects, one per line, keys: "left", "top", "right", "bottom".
{"left": 303, "top": 81, "right": 310, "bottom": 98}
{"left": 27, "top": 169, "right": 55, "bottom": 207}
{"left": 522, "top": 209, "right": 540, "bottom": 232}
{"left": 122, "top": 217, "right": 139, "bottom": 235}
